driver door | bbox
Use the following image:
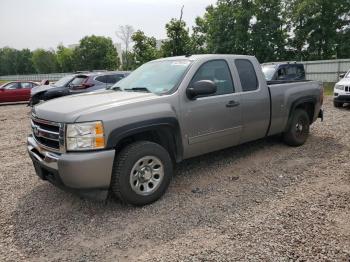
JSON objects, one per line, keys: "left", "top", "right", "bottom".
{"left": 181, "top": 59, "right": 242, "bottom": 158}
{"left": 0, "top": 82, "right": 20, "bottom": 102}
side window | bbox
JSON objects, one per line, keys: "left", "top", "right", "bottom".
{"left": 191, "top": 60, "right": 234, "bottom": 96}
{"left": 95, "top": 75, "right": 108, "bottom": 83}
{"left": 107, "top": 74, "right": 123, "bottom": 84}
{"left": 296, "top": 66, "right": 305, "bottom": 78}
{"left": 21, "top": 82, "right": 33, "bottom": 89}
{"left": 235, "top": 59, "right": 259, "bottom": 91}
{"left": 277, "top": 68, "right": 287, "bottom": 79}
{"left": 70, "top": 76, "right": 87, "bottom": 86}
{"left": 286, "top": 66, "right": 297, "bottom": 76}
{"left": 4, "top": 82, "right": 19, "bottom": 89}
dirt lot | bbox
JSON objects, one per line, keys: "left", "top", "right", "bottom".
{"left": 0, "top": 97, "right": 349, "bottom": 261}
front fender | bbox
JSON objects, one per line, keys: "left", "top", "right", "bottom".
{"left": 106, "top": 117, "right": 184, "bottom": 162}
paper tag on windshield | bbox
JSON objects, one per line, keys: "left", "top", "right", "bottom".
{"left": 171, "top": 61, "right": 191, "bottom": 66}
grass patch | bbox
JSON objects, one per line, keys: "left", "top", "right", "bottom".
{"left": 323, "top": 82, "right": 335, "bottom": 96}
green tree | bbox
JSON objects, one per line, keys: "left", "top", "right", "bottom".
{"left": 337, "top": 28, "right": 350, "bottom": 59}
{"left": 131, "top": 30, "right": 159, "bottom": 65}
{"left": 287, "top": 0, "right": 350, "bottom": 60}
{"left": 161, "top": 18, "right": 191, "bottom": 56}
{"left": 32, "top": 48, "right": 58, "bottom": 73}
{"left": 17, "top": 49, "right": 35, "bottom": 74}
{"left": 74, "top": 35, "right": 120, "bottom": 71}
{"left": 250, "top": 0, "right": 287, "bottom": 62}
{"left": 193, "top": 0, "right": 254, "bottom": 54}
{"left": 0, "top": 47, "right": 35, "bottom": 75}
{"left": 56, "top": 45, "right": 75, "bottom": 72}
{"left": 0, "top": 47, "right": 20, "bottom": 75}
{"left": 120, "top": 51, "right": 137, "bottom": 70}
{"left": 190, "top": 17, "right": 208, "bottom": 54}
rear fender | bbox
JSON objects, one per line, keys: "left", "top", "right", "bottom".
{"left": 285, "top": 96, "right": 317, "bottom": 132}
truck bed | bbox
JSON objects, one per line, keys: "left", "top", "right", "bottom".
{"left": 267, "top": 81, "right": 322, "bottom": 136}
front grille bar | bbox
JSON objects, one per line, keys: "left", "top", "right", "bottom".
{"left": 31, "top": 118, "right": 65, "bottom": 153}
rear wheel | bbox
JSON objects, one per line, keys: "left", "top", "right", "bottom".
{"left": 333, "top": 101, "right": 343, "bottom": 108}
{"left": 111, "top": 141, "right": 173, "bottom": 206}
{"left": 283, "top": 109, "right": 310, "bottom": 147}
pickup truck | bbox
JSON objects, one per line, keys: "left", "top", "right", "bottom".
{"left": 27, "top": 54, "right": 323, "bottom": 206}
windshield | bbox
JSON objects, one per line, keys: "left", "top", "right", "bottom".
{"left": 262, "top": 65, "right": 276, "bottom": 81}
{"left": 111, "top": 60, "right": 192, "bottom": 94}
{"left": 52, "top": 75, "right": 75, "bottom": 87}
{"left": 345, "top": 70, "right": 350, "bottom": 78}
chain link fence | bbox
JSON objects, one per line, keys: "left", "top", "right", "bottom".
{"left": 0, "top": 72, "right": 72, "bottom": 82}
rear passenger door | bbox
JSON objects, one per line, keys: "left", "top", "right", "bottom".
{"left": 233, "top": 59, "right": 270, "bottom": 143}
{"left": 19, "top": 82, "right": 34, "bottom": 101}
{"left": 181, "top": 59, "right": 242, "bottom": 158}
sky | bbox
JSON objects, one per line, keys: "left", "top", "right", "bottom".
{"left": 0, "top": 0, "right": 216, "bottom": 50}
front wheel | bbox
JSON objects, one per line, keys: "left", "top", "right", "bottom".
{"left": 111, "top": 141, "right": 173, "bottom": 206}
{"left": 283, "top": 109, "right": 310, "bottom": 147}
{"left": 333, "top": 101, "right": 343, "bottom": 108}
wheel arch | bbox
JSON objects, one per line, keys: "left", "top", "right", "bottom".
{"left": 106, "top": 117, "right": 184, "bottom": 163}
{"left": 285, "top": 96, "right": 316, "bottom": 132}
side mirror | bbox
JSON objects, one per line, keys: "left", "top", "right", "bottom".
{"left": 186, "top": 80, "right": 217, "bottom": 100}
{"left": 339, "top": 73, "right": 345, "bottom": 79}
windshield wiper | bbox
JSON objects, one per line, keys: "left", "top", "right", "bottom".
{"left": 110, "top": 86, "right": 121, "bottom": 91}
{"left": 124, "top": 87, "right": 151, "bottom": 93}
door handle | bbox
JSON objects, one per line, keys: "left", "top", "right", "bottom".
{"left": 226, "top": 100, "right": 240, "bottom": 108}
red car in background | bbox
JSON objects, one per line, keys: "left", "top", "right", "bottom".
{"left": 0, "top": 81, "right": 38, "bottom": 103}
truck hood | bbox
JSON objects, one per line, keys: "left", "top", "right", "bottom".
{"left": 336, "top": 78, "right": 350, "bottom": 86}
{"left": 31, "top": 84, "right": 57, "bottom": 96}
{"left": 33, "top": 90, "right": 158, "bottom": 122}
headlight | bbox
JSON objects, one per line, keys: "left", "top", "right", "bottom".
{"left": 335, "top": 85, "right": 344, "bottom": 90}
{"left": 66, "top": 121, "right": 105, "bottom": 151}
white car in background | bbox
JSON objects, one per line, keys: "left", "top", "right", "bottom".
{"left": 334, "top": 70, "right": 350, "bottom": 107}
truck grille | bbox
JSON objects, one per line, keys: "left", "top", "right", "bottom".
{"left": 31, "top": 118, "right": 62, "bottom": 152}
{"left": 345, "top": 86, "right": 350, "bottom": 92}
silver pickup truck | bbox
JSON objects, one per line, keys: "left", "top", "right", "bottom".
{"left": 27, "top": 54, "right": 324, "bottom": 206}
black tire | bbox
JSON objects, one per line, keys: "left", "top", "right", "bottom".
{"left": 111, "top": 141, "right": 173, "bottom": 206}
{"left": 283, "top": 109, "right": 310, "bottom": 147}
{"left": 333, "top": 101, "right": 343, "bottom": 108}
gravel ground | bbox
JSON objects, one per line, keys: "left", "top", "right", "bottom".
{"left": 0, "top": 97, "right": 349, "bottom": 261}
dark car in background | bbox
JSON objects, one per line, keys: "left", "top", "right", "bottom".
{"left": 262, "top": 62, "right": 306, "bottom": 81}
{"left": 30, "top": 71, "right": 129, "bottom": 106}
{"left": 0, "top": 81, "right": 39, "bottom": 103}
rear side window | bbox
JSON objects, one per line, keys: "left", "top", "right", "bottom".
{"left": 21, "top": 82, "right": 33, "bottom": 89}
{"left": 296, "top": 66, "right": 305, "bottom": 78}
{"left": 107, "top": 74, "right": 124, "bottom": 84}
{"left": 95, "top": 75, "right": 108, "bottom": 83}
{"left": 286, "top": 66, "right": 297, "bottom": 75}
{"left": 191, "top": 60, "right": 235, "bottom": 96}
{"left": 235, "top": 59, "right": 258, "bottom": 92}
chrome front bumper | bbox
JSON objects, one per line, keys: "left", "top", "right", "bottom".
{"left": 27, "top": 135, "right": 115, "bottom": 192}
